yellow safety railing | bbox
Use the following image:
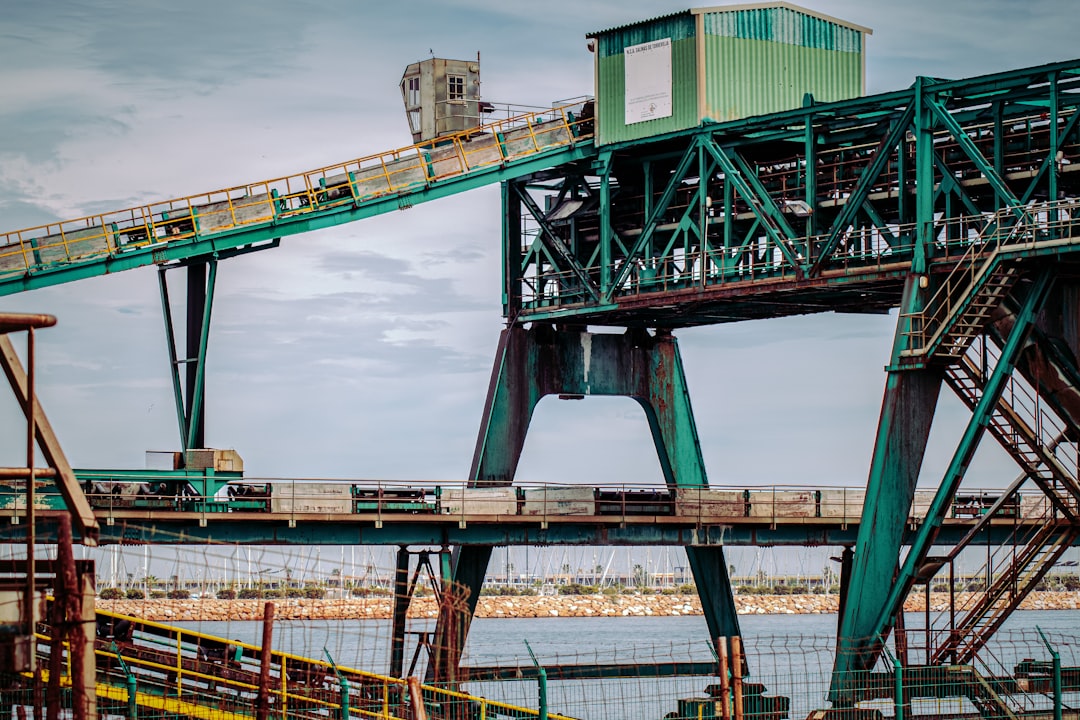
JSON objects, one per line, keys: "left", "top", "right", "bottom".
{"left": 32, "top": 609, "right": 578, "bottom": 720}
{"left": 0, "top": 101, "right": 594, "bottom": 278}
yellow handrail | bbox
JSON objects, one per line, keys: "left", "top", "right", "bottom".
{"left": 0, "top": 101, "right": 593, "bottom": 277}
{"left": 56, "top": 608, "right": 580, "bottom": 720}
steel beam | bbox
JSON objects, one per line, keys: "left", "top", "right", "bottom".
{"left": 0, "top": 336, "right": 98, "bottom": 544}
{"left": 158, "top": 258, "right": 218, "bottom": 451}
{"left": 833, "top": 276, "right": 942, "bottom": 696}
{"left": 834, "top": 268, "right": 1054, "bottom": 696}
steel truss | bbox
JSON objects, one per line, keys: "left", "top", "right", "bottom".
{"left": 495, "top": 58, "right": 1080, "bottom": 697}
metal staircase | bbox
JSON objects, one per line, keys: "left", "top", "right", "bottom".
{"left": 900, "top": 209, "right": 1034, "bottom": 365}
{"left": 927, "top": 337, "right": 1080, "bottom": 664}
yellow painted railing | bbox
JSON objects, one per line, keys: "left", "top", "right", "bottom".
{"left": 0, "top": 102, "right": 593, "bottom": 278}
{"left": 32, "top": 609, "right": 579, "bottom": 720}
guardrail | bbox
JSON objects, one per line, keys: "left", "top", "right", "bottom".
{"left": 34, "top": 609, "right": 577, "bottom": 720}
{"left": 2, "top": 479, "right": 1058, "bottom": 526}
{"left": 0, "top": 101, "right": 594, "bottom": 281}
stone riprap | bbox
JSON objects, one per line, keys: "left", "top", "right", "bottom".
{"left": 98, "top": 591, "right": 1080, "bottom": 622}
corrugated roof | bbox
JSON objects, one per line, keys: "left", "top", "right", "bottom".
{"left": 586, "top": 9, "right": 693, "bottom": 38}
{"left": 586, "top": 2, "right": 871, "bottom": 38}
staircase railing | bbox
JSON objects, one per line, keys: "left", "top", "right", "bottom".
{"left": 901, "top": 198, "right": 1080, "bottom": 362}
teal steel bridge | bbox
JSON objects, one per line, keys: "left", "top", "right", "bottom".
{"left": 4, "top": 57, "right": 1080, "bottom": 701}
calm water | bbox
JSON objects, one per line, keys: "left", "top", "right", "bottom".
{"left": 175, "top": 609, "right": 1080, "bottom": 720}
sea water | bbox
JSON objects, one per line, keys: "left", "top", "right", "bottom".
{"left": 174, "top": 609, "right": 1080, "bottom": 720}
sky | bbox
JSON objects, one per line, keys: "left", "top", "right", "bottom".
{"left": 2, "top": 0, "right": 1078, "bottom": 503}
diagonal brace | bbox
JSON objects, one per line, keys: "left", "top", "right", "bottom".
{"left": 0, "top": 336, "right": 99, "bottom": 544}
{"left": 513, "top": 184, "right": 600, "bottom": 303}
{"left": 701, "top": 141, "right": 805, "bottom": 274}
{"left": 868, "top": 267, "right": 1053, "bottom": 650}
{"left": 926, "top": 95, "right": 1028, "bottom": 220}
{"left": 607, "top": 140, "right": 701, "bottom": 299}
{"left": 811, "top": 104, "right": 916, "bottom": 275}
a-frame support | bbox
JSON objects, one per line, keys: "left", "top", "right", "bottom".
{"left": 427, "top": 324, "right": 740, "bottom": 684}
{"left": 158, "top": 258, "right": 218, "bottom": 451}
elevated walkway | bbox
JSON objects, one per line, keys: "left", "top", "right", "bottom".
{"left": 0, "top": 103, "right": 595, "bottom": 295}
{"left": 20, "top": 608, "right": 574, "bottom": 720}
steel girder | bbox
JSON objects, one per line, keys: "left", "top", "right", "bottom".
{"left": 428, "top": 324, "right": 739, "bottom": 684}
{"left": 507, "top": 59, "right": 1080, "bottom": 328}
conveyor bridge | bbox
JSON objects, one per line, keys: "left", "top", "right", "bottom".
{"left": 0, "top": 103, "right": 593, "bottom": 294}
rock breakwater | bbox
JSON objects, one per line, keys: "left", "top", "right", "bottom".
{"left": 98, "top": 591, "right": 1080, "bottom": 622}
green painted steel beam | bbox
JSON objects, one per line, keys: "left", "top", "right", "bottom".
{"left": 831, "top": 276, "right": 942, "bottom": 700}
{"left": 875, "top": 268, "right": 1054, "bottom": 638}
{"left": 448, "top": 324, "right": 739, "bottom": 682}
{"left": 0, "top": 515, "right": 1060, "bottom": 547}
{"left": 605, "top": 141, "right": 701, "bottom": 300}
{"left": 925, "top": 94, "right": 1027, "bottom": 218}
{"left": 700, "top": 141, "right": 804, "bottom": 272}
{"left": 809, "top": 104, "right": 915, "bottom": 275}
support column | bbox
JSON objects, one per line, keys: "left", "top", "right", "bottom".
{"left": 835, "top": 547, "right": 853, "bottom": 651}
{"left": 833, "top": 277, "right": 943, "bottom": 696}
{"left": 430, "top": 324, "right": 739, "bottom": 683}
{"left": 185, "top": 262, "right": 207, "bottom": 449}
{"left": 159, "top": 258, "right": 217, "bottom": 452}
{"left": 390, "top": 547, "right": 411, "bottom": 679}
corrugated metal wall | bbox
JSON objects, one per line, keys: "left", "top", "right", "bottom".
{"left": 595, "top": 13, "right": 698, "bottom": 145}
{"left": 703, "top": 6, "right": 863, "bottom": 52}
{"left": 702, "top": 37, "right": 861, "bottom": 121}
{"left": 702, "top": 6, "right": 862, "bottom": 122}
{"left": 592, "top": 5, "right": 866, "bottom": 144}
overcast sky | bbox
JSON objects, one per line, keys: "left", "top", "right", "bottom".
{"left": 2, "top": 0, "right": 1077, "bottom": 495}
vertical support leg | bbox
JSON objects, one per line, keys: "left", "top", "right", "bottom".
{"left": 390, "top": 548, "right": 411, "bottom": 678}
{"left": 186, "top": 262, "right": 206, "bottom": 448}
{"left": 835, "top": 547, "right": 853, "bottom": 651}
{"left": 686, "top": 546, "right": 742, "bottom": 657}
{"left": 639, "top": 331, "right": 741, "bottom": 643}
{"left": 834, "top": 276, "right": 943, "bottom": 696}
{"left": 158, "top": 258, "right": 217, "bottom": 452}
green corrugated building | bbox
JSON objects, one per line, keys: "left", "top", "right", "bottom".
{"left": 588, "top": 2, "right": 872, "bottom": 145}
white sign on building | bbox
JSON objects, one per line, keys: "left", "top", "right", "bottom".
{"left": 624, "top": 38, "right": 672, "bottom": 124}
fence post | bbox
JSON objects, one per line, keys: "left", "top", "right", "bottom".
{"left": 717, "top": 639, "right": 731, "bottom": 720}
{"left": 324, "top": 649, "right": 351, "bottom": 720}
{"left": 880, "top": 637, "right": 902, "bottom": 720}
{"left": 112, "top": 643, "right": 137, "bottom": 720}
{"left": 1037, "top": 627, "right": 1062, "bottom": 720}
{"left": 731, "top": 636, "right": 744, "bottom": 720}
{"left": 407, "top": 676, "right": 428, "bottom": 720}
{"left": 525, "top": 640, "right": 548, "bottom": 720}
{"left": 256, "top": 601, "right": 275, "bottom": 720}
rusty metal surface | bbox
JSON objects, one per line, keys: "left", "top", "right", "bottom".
{"left": 0, "top": 313, "right": 56, "bottom": 334}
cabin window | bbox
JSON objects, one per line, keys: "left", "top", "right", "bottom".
{"left": 405, "top": 76, "right": 421, "bottom": 108}
{"left": 447, "top": 74, "right": 465, "bottom": 101}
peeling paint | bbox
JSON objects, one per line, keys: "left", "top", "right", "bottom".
{"left": 580, "top": 331, "right": 592, "bottom": 390}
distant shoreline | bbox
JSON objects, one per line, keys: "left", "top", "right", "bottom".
{"left": 99, "top": 591, "right": 1080, "bottom": 622}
